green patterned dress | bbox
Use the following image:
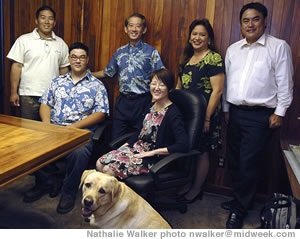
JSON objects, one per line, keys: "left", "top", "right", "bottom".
{"left": 181, "top": 51, "right": 225, "bottom": 152}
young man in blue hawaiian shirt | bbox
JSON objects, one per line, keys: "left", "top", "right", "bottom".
{"left": 93, "top": 13, "right": 165, "bottom": 140}
{"left": 23, "top": 42, "right": 109, "bottom": 214}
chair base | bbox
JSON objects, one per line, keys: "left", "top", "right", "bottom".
{"left": 143, "top": 192, "right": 189, "bottom": 214}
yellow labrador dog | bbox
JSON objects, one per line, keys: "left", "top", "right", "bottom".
{"left": 80, "top": 170, "right": 171, "bottom": 229}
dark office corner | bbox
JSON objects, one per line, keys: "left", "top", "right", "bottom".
{"left": 0, "top": 0, "right": 4, "bottom": 114}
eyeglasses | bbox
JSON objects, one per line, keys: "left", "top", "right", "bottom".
{"left": 70, "top": 55, "right": 88, "bottom": 61}
{"left": 150, "top": 82, "right": 167, "bottom": 88}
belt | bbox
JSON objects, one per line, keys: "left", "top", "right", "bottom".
{"left": 230, "top": 104, "right": 273, "bottom": 111}
{"left": 120, "top": 92, "right": 149, "bottom": 100}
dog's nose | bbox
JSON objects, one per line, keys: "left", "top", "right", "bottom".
{"left": 84, "top": 198, "right": 94, "bottom": 208}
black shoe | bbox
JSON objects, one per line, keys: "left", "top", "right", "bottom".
{"left": 226, "top": 212, "right": 244, "bottom": 229}
{"left": 23, "top": 185, "right": 52, "bottom": 203}
{"left": 176, "top": 190, "right": 204, "bottom": 204}
{"left": 221, "top": 199, "right": 238, "bottom": 211}
{"left": 221, "top": 199, "right": 253, "bottom": 211}
{"left": 56, "top": 194, "right": 76, "bottom": 214}
{"left": 49, "top": 181, "right": 62, "bottom": 198}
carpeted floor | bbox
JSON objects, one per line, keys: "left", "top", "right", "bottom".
{"left": 0, "top": 175, "right": 262, "bottom": 229}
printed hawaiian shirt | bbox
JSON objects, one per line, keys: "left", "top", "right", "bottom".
{"left": 104, "top": 40, "right": 164, "bottom": 94}
{"left": 39, "top": 70, "right": 109, "bottom": 131}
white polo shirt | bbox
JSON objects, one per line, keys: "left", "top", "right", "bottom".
{"left": 7, "top": 28, "right": 70, "bottom": 96}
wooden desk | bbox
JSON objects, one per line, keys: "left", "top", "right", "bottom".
{"left": 281, "top": 139, "right": 300, "bottom": 201}
{"left": 0, "top": 114, "right": 91, "bottom": 188}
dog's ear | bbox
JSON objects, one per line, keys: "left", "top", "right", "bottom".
{"left": 79, "top": 169, "right": 96, "bottom": 189}
{"left": 111, "top": 176, "right": 121, "bottom": 202}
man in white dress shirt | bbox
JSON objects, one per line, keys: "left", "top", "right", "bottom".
{"left": 223, "top": 2, "right": 293, "bottom": 229}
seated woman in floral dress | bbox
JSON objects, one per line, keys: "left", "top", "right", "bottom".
{"left": 96, "top": 68, "right": 188, "bottom": 180}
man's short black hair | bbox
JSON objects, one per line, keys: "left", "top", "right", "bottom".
{"left": 240, "top": 2, "right": 268, "bottom": 22}
{"left": 36, "top": 6, "right": 56, "bottom": 20}
{"left": 125, "top": 13, "right": 147, "bottom": 29}
{"left": 69, "top": 42, "right": 89, "bottom": 56}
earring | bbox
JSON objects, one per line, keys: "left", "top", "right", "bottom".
{"left": 189, "top": 40, "right": 192, "bottom": 44}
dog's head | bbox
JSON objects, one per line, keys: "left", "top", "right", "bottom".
{"left": 79, "top": 170, "right": 121, "bottom": 218}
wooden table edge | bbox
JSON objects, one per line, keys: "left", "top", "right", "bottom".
{"left": 0, "top": 138, "right": 90, "bottom": 189}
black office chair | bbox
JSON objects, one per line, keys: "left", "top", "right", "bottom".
{"left": 91, "top": 117, "right": 112, "bottom": 159}
{"left": 90, "top": 78, "right": 113, "bottom": 164}
{"left": 109, "top": 89, "right": 207, "bottom": 213}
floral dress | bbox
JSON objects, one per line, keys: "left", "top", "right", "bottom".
{"left": 98, "top": 105, "right": 167, "bottom": 179}
{"left": 181, "top": 51, "right": 225, "bottom": 152}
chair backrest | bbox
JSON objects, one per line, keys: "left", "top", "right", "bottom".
{"left": 169, "top": 89, "right": 207, "bottom": 151}
{"left": 90, "top": 78, "right": 113, "bottom": 162}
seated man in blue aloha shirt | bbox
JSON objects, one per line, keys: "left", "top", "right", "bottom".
{"left": 93, "top": 13, "right": 165, "bottom": 140}
{"left": 23, "top": 42, "right": 109, "bottom": 214}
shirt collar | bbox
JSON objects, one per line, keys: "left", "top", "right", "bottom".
{"left": 66, "top": 69, "right": 92, "bottom": 82}
{"left": 127, "top": 40, "right": 144, "bottom": 48}
{"left": 33, "top": 28, "right": 56, "bottom": 40}
{"left": 240, "top": 33, "right": 266, "bottom": 48}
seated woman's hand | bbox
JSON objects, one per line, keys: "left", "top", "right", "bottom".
{"left": 134, "top": 150, "right": 157, "bottom": 159}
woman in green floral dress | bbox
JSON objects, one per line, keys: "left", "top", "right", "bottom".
{"left": 176, "top": 19, "right": 225, "bottom": 203}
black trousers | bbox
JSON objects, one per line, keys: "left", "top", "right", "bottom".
{"left": 112, "top": 92, "right": 151, "bottom": 140}
{"left": 226, "top": 105, "right": 275, "bottom": 215}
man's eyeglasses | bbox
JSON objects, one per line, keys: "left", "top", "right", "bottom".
{"left": 70, "top": 55, "right": 88, "bottom": 61}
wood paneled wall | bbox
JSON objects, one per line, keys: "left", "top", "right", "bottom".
{"left": 3, "top": 0, "right": 300, "bottom": 198}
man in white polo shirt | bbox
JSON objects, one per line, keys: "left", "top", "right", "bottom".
{"left": 7, "top": 5, "right": 69, "bottom": 120}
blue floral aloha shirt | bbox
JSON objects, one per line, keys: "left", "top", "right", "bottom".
{"left": 39, "top": 70, "right": 109, "bottom": 132}
{"left": 104, "top": 40, "right": 165, "bottom": 94}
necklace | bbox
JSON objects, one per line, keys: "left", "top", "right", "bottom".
{"left": 153, "top": 102, "right": 171, "bottom": 112}
{"left": 189, "top": 49, "right": 210, "bottom": 65}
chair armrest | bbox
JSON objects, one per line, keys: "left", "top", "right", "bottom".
{"left": 149, "top": 150, "right": 201, "bottom": 175}
{"left": 109, "top": 132, "right": 135, "bottom": 149}
{"left": 92, "top": 119, "right": 111, "bottom": 142}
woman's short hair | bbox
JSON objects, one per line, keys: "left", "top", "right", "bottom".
{"left": 151, "top": 69, "right": 175, "bottom": 92}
